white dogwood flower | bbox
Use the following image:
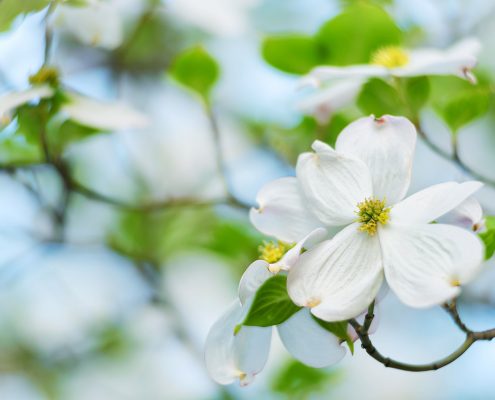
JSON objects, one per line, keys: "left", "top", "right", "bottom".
{"left": 205, "top": 231, "right": 346, "bottom": 386}
{"left": 303, "top": 38, "right": 481, "bottom": 87}
{"left": 283, "top": 116, "right": 484, "bottom": 321}
{"left": 296, "top": 78, "right": 365, "bottom": 123}
{"left": 0, "top": 85, "right": 148, "bottom": 131}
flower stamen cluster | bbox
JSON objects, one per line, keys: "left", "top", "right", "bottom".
{"left": 356, "top": 197, "right": 391, "bottom": 236}
{"left": 258, "top": 241, "right": 292, "bottom": 263}
{"left": 370, "top": 46, "right": 410, "bottom": 68}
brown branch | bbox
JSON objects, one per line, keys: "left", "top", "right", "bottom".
{"left": 349, "top": 302, "right": 495, "bottom": 372}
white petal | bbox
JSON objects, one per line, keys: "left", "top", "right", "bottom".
{"left": 296, "top": 141, "right": 373, "bottom": 226}
{"left": 273, "top": 227, "right": 328, "bottom": 272}
{"left": 336, "top": 115, "right": 417, "bottom": 204}
{"left": 238, "top": 260, "right": 272, "bottom": 305}
{"left": 51, "top": 3, "right": 124, "bottom": 50}
{"left": 380, "top": 223, "right": 484, "bottom": 308}
{"left": 391, "top": 181, "right": 483, "bottom": 225}
{"left": 277, "top": 308, "right": 346, "bottom": 368}
{"left": 0, "top": 86, "right": 54, "bottom": 122}
{"left": 438, "top": 196, "right": 484, "bottom": 232}
{"left": 287, "top": 223, "right": 384, "bottom": 321}
{"left": 249, "top": 177, "right": 323, "bottom": 243}
{"left": 296, "top": 79, "right": 365, "bottom": 123}
{"left": 62, "top": 94, "right": 149, "bottom": 131}
{"left": 396, "top": 38, "right": 481, "bottom": 82}
{"left": 205, "top": 300, "right": 272, "bottom": 386}
{"left": 303, "top": 65, "right": 388, "bottom": 86}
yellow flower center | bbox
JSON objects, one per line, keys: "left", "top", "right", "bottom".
{"left": 371, "top": 46, "right": 409, "bottom": 68}
{"left": 356, "top": 197, "right": 391, "bottom": 236}
{"left": 258, "top": 241, "right": 292, "bottom": 264}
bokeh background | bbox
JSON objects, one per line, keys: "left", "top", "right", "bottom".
{"left": 0, "top": 0, "right": 495, "bottom": 399}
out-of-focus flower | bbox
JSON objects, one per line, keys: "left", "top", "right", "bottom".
{"left": 205, "top": 233, "right": 346, "bottom": 386}
{"left": 166, "top": 0, "right": 260, "bottom": 37}
{"left": 303, "top": 38, "right": 481, "bottom": 86}
{"left": 0, "top": 68, "right": 149, "bottom": 131}
{"left": 296, "top": 78, "right": 365, "bottom": 124}
{"left": 252, "top": 115, "right": 484, "bottom": 321}
{"left": 49, "top": 0, "right": 140, "bottom": 50}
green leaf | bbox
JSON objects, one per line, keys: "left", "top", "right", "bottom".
{"left": 271, "top": 359, "right": 340, "bottom": 400}
{"left": 312, "top": 316, "right": 354, "bottom": 353}
{"left": 480, "top": 216, "right": 495, "bottom": 260}
{"left": 170, "top": 46, "right": 220, "bottom": 101}
{"left": 0, "top": 0, "right": 50, "bottom": 31}
{"left": 403, "top": 76, "right": 430, "bottom": 115}
{"left": 316, "top": 3, "right": 402, "bottom": 66}
{"left": 357, "top": 78, "right": 407, "bottom": 117}
{"left": 243, "top": 275, "right": 301, "bottom": 327}
{"left": 261, "top": 35, "right": 322, "bottom": 75}
{"left": 47, "top": 119, "right": 100, "bottom": 155}
{"left": 430, "top": 75, "right": 492, "bottom": 133}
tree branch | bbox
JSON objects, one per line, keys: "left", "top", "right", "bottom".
{"left": 349, "top": 302, "right": 495, "bottom": 372}
{"left": 416, "top": 123, "right": 495, "bottom": 188}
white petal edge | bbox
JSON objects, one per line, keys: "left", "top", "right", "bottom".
{"left": 336, "top": 115, "right": 417, "bottom": 205}
{"left": 380, "top": 223, "right": 484, "bottom": 308}
{"left": 438, "top": 196, "right": 484, "bottom": 232}
{"left": 238, "top": 260, "right": 272, "bottom": 305}
{"left": 273, "top": 227, "right": 328, "bottom": 272}
{"left": 205, "top": 300, "right": 272, "bottom": 386}
{"left": 302, "top": 65, "right": 388, "bottom": 86}
{"left": 277, "top": 308, "right": 346, "bottom": 368}
{"left": 62, "top": 94, "right": 149, "bottom": 131}
{"left": 296, "top": 79, "right": 365, "bottom": 124}
{"left": 0, "top": 86, "right": 54, "bottom": 122}
{"left": 390, "top": 181, "right": 483, "bottom": 225}
{"left": 288, "top": 223, "right": 384, "bottom": 321}
{"left": 395, "top": 38, "right": 481, "bottom": 82}
{"left": 296, "top": 141, "right": 373, "bottom": 226}
{"left": 249, "top": 177, "right": 324, "bottom": 243}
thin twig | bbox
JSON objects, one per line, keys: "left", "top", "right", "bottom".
{"left": 349, "top": 302, "right": 495, "bottom": 372}
{"left": 416, "top": 123, "right": 495, "bottom": 188}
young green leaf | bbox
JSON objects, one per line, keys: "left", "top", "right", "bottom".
{"left": 403, "top": 76, "right": 430, "bottom": 115}
{"left": 170, "top": 46, "right": 220, "bottom": 101}
{"left": 0, "top": 0, "right": 50, "bottom": 32}
{"left": 479, "top": 216, "right": 495, "bottom": 260}
{"left": 243, "top": 275, "right": 302, "bottom": 327}
{"left": 262, "top": 35, "right": 322, "bottom": 74}
{"left": 430, "top": 75, "right": 492, "bottom": 133}
{"left": 317, "top": 3, "right": 402, "bottom": 66}
{"left": 357, "top": 78, "right": 408, "bottom": 117}
{"left": 312, "top": 316, "right": 354, "bottom": 354}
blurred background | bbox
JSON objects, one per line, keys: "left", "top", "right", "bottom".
{"left": 0, "top": 0, "right": 495, "bottom": 398}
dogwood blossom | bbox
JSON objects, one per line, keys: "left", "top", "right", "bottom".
{"left": 252, "top": 115, "right": 484, "bottom": 321}
{"left": 303, "top": 38, "right": 481, "bottom": 87}
{"left": 0, "top": 78, "right": 148, "bottom": 131}
{"left": 205, "top": 230, "right": 346, "bottom": 386}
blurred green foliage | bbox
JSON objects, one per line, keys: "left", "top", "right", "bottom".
{"left": 271, "top": 359, "right": 341, "bottom": 400}
{"left": 0, "top": 0, "right": 50, "bottom": 31}
{"left": 480, "top": 216, "right": 495, "bottom": 260}
{"left": 262, "top": 3, "right": 402, "bottom": 74}
{"left": 429, "top": 75, "right": 492, "bottom": 133}
{"left": 357, "top": 77, "right": 430, "bottom": 121}
{"left": 170, "top": 46, "right": 220, "bottom": 102}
